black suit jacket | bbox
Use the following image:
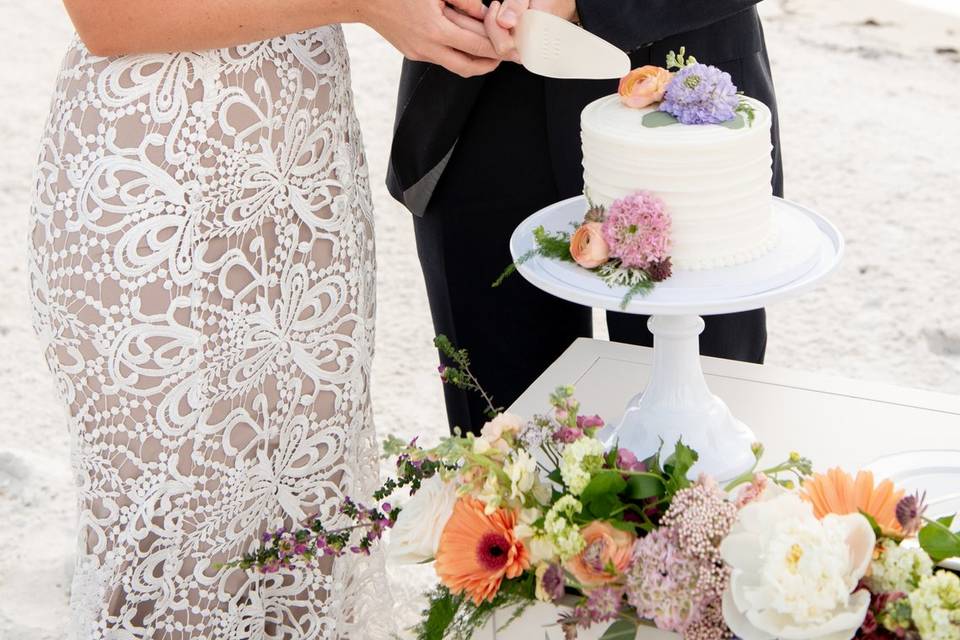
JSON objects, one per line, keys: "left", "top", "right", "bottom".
{"left": 386, "top": 1, "right": 782, "bottom": 215}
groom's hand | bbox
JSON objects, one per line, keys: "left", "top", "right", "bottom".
{"left": 482, "top": 0, "right": 578, "bottom": 62}
{"left": 365, "top": 0, "right": 500, "bottom": 78}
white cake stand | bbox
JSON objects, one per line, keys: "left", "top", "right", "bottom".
{"left": 510, "top": 196, "right": 844, "bottom": 480}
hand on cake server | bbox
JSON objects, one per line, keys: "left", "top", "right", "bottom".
{"left": 443, "top": 0, "right": 579, "bottom": 63}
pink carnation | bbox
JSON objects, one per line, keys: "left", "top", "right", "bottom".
{"left": 601, "top": 191, "right": 672, "bottom": 269}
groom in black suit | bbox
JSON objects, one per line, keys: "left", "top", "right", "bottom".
{"left": 387, "top": 0, "right": 783, "bottom": 433}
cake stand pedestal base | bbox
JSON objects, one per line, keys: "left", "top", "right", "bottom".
{"left": 603, "top": 315, "right": 757, "bottom": 481}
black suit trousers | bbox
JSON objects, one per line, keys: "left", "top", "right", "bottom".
{"left": 413, "top": 63, "right": 768, "bottom": 434}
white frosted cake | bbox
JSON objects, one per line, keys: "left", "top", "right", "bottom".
{"left": 581, "top": 95, "right": 776, "bottom": 270}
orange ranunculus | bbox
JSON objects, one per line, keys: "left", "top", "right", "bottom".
{"left": 565, "top": 521, "right": 635, "bottom": 587}
{"left": 618, "top": 66, "right": 672, "bottom": 109}
{"left": 801, "top": 468, "right": 905, "bottom": 536}
{"left": 434, "top": 498, "right": 530, "bottom": 605}
{"left": 570, "top": 222, "right": 610, "bottom": 269}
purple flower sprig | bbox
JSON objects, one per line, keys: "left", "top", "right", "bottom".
{"left": 221, "top": 499, "right": 400, "bottom": 574}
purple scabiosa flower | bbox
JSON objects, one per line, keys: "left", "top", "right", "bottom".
{"left": 660, "top": 63, "right": 740, "bottom": 125}
{"left": 601, "top": 191, "right": 671, "bottom": 270}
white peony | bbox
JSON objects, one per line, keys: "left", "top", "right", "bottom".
{"left": 720, "top": 491, "right": 876, "bottom": 640}
{"left": 387, "top": 475, "right": 458, "bottom": 564}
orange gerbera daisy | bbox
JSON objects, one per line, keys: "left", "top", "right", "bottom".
{"left": 801, "top": 468, "right": 905, "bottom": 536}
{"left": 434, "top": 497, "right": 530, "bottom": 605}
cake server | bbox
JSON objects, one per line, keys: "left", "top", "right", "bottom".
{"left": 515, "top": 9, "right": 630, "bottom": 80}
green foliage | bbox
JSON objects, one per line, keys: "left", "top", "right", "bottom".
{"left": 665, "top": 46, "right": 697, "bottom": 70}
{"left": 599, "top": 619, "right": 640, "bottom": 640}
{"left": 413, "top": 577, "right": 537, "bottom": 640}
{"left": 719, "top": 113, "right": 746, "bottom": 130}
{"left": 918, "top": 514, "right": 960, "bottom": 563}
{"left": 662, "top": 440, "right": 699, "bottom": 499}
{"left": 580, "top": 470, "right": 628, "bottom": 505}
{"left": 434, "top": 335, "right": 502, "bottom": 418}
{"left": 415, "top": 587, "right": 463, "bottom": 640}
{"left": 736, "top": 98, "right": 757, "bottom": 127}
{"left": 625, "top": 474, "right": 665, "bottom": 501}
{"left": 621, "top": 279, "right": 655, "bottom": 309}
{"left": 859, "top": 510, "right": 885, "bottom": 540}
{"left": 596, "top": 261, "right": 654, "bottom": 309}
{"left": 492, "top": 226, "right": 572, "bottom": 289}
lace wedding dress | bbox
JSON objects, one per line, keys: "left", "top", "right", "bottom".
{"left": 28, "top": 26, "right": 391, "bottom": 639}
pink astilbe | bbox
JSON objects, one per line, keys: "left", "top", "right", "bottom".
{"left": 601, "top": 191, "right": 672, "bottom": 269}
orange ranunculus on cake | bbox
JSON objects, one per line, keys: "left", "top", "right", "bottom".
{"left": 434, "top": 497, "right": 530, "bottom": 605}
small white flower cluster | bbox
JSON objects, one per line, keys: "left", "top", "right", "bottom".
{"left": 560, "top": 437, "right": 605, "bottom": 496}
{"left": 908, "top": 571, "right": 960, "bottom": 640}
{"left": 544, "top": 495, "right": 586, "bottom": 560}
{"left": 866, "top": 538, "right": 934, "bottom": 594}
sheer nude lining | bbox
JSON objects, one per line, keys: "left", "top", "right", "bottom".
{"left": 29, "top": 28, "right": 391, "bottom": 639}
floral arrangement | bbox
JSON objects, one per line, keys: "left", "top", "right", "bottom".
{"left": 224, "top": 338, "right": 960, "bottom": 640}
{"left": 619, "top": 48, "right": 757, "bottom": 128}
{"left": 495, "top": 191, "right": 673, "bottom": 309}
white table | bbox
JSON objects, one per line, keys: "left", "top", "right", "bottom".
{"left": 511, "top": 338, "right": 960, "bottom": 469}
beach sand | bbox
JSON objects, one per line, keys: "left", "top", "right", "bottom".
{"left": 0, "top": 0, "right": 957, "bottom": 636}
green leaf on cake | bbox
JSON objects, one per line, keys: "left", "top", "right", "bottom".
{"left": 719, "top": 113, "right": 746, "bottom": 130}
{"left": 642, "top": 111, "right": 680, "bottom": 128}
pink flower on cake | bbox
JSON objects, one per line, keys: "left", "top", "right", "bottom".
{"left": 619, "top": 66, "right": 672, "bottom": 109}
{"left": 601, "top": 191, "right": 672, "bottom": 269}
{"left": 569, "top": 222, "right": 610, "bottom": 268}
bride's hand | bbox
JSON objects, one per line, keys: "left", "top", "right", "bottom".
{"left": 365, "top": 0, "right": 501, "bottom": 78}
{"left": 480, "top": 0, "right": 578, "bottom": 62}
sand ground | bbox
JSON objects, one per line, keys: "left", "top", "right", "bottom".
{"left": 0, "top": 0, "right": 958, "bottom": 637}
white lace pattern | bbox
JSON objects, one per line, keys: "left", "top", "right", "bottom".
{"left": 28, "top": 27, "right": 391, "bottom": 639}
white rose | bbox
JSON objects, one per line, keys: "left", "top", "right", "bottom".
{"left": 387, "top": 475, "right": 458, "bottom": 564}
{"left": 481, "top": 412, "right": 524, "bottom": 441}
{"left": 481, "top": 413, "right": 524, "bottom": 453}
{"left": 720, "top": 491, "right": 875, "bottom": 640}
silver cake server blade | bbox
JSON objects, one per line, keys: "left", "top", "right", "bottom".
{"left": 515, "top": 9, "right": 630, "bottom": 80}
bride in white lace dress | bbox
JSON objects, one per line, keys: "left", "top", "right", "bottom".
{"left": 27, "top": 1, "right": 498, "bottom": 638}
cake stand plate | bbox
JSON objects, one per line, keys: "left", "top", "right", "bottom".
{"left": 510, "top": 196, "right": 844, "bottom": 480}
